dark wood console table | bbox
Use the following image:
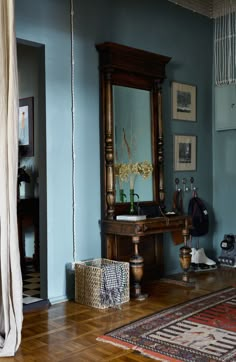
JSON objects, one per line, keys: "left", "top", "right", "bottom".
{"left": 17, "top": 197, "right": 39, "bottom": 273}
{"left": 101, "top": 215, "right": 191, "bottom": 300}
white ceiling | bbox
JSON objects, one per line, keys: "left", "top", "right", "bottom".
{"left": 168, "top": 0, "right": 212, "bottom": 18}
{"left": 168, "top": 0, "right": 236, "bottom": 19}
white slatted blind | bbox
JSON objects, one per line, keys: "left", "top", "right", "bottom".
{"left": 214, "top": 1, "right": 236, "bottom": 85}
{"left": 167, "top": 0, "right": 236, "bottom": 85}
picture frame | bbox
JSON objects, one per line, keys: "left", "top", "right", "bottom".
{"left": 172, "top": 81, "right": 196, "bottom": 121}
{"left": 174, "top": 134, "right": 197, "bottom": 171}
{"left": 19, "top": 97, "right": 34, "bottom": 157}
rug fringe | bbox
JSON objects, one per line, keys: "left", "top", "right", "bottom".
{"left": 137, "top": 348, "right": 173, "bottom": 362}
{"left": 139, "top": 347, "right": 185, "bottom": 361}
{"left": 96, "top": 336, "right": 130, "bottom": 350}
{"left": 97, "top": 336, "right": 182, "bottom": 361}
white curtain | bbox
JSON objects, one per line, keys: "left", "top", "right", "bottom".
{"left": 0, "top": 0, "right": 23, "bottom": 356}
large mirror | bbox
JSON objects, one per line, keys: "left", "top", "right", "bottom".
{"left": 96, "top": 42, "right": 171, "bottom": 219}
{"left": 113, "top": 85, "right": 153, "bottom": 203}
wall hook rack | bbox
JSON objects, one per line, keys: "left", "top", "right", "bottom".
{"left": 182, "top": 177, "right": 190, "bottom": 192}
{"left": 190, "top": 177, "right": 197, "bottom": 191}
{"left": 175, "top": 177, "right": 180, "bottom": 191}
{"left": 175, "top": 176, "right": 198, "bottom": 193}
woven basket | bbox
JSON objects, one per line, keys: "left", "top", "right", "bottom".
{"left": 75, "top": 258, "right": 130, "bottom": 309}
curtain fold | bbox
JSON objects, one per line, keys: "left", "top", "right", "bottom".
{"left": 0, "top": 0, "right": 23, "bottom": 356}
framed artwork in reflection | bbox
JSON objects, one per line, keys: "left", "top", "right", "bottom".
{"left": 19, "top": 97, "right": 34, "bottom": 157}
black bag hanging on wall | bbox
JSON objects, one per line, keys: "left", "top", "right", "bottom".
{"left": 188, "top": 196, "right": 209, "bottom": 237}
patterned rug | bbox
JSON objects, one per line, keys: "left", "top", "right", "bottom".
{"left": 97, "top": 287, "right": 236, "bottom": 361}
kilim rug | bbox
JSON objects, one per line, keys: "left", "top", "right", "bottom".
{"left": 97, "top": 287, "right": 236, "bottom": 361}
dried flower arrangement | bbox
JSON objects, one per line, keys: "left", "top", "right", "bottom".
{"left": 115, "top": 128, "right": 153, "bottom": 191}
{"left": 115, "top": 161, "right": 153, "bottom": 190}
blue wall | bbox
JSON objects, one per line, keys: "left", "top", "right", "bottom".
{"left": 16, "top": 0, "right": 75, "bottom": 303}
{"left": 15, "top": 0, "right": 213, "bottom": 302}
{"left": 213, "top": 84, "right": 236, "bottom": 257}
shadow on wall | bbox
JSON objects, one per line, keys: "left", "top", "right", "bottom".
{"left": 66, "top": 263, "right": 75, "bottom": 300}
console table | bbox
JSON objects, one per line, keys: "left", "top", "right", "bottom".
{"left": 17, "top": 197, "right": 39, "bottom": 273}
{"left": 101, "top": 215, "right": 191, "bottom": 300}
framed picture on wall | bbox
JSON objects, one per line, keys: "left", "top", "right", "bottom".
{"left": 174, "top": 134, "right": 197, "bottom": 171}
{"left": 172, "top": 82, "right": 196, "bottom": 121}
{"left": 19, "top": 97, "right": 34, "bottom": 157}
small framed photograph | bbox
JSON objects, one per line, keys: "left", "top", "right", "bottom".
{"left": 19, "top": 97, "right": 34, "bottom": 157}
{"left": 172, "top": 82, "right": 196, "bottom": 121}
{"left": 174, "top": 135, "right": 196, "bottom": 171}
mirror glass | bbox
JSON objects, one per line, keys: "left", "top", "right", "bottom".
{"left": 113, "top": 85, "right": 153, "bottom": 203}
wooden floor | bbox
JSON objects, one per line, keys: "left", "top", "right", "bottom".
{"left": 5, "top": 267, "right": 236, "bottom": 362}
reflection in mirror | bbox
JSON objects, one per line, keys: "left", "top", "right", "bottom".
{"left": 113, "top": 85, "right": 153, "bottom": 203}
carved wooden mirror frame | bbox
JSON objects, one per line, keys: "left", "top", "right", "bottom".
{"left": 96, "top": 42, "right": 171, "bottom": 220}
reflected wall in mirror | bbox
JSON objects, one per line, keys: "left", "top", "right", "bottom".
{"left": 96, "top": 42, "right": 171, "bottom": 219}
{"left": 113, "top": 85, "right": 153, "bottom": 203}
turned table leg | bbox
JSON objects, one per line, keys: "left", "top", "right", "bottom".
{"left": 179, "top": 218, "right": 192, "bottom": 283}
{"left": 129, "top": 236, "right": 148, "bottom": 300}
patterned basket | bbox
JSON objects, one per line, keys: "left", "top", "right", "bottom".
{"left": 75, "top": 258, "right": 130, "bottom": 309}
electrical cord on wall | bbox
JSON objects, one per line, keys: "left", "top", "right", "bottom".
{"left": 70, "top": 0, "right": 76, "bottom": 266}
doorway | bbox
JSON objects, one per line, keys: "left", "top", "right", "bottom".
{"left": 17, "top": 40, "right": 47, "bottom": 306}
